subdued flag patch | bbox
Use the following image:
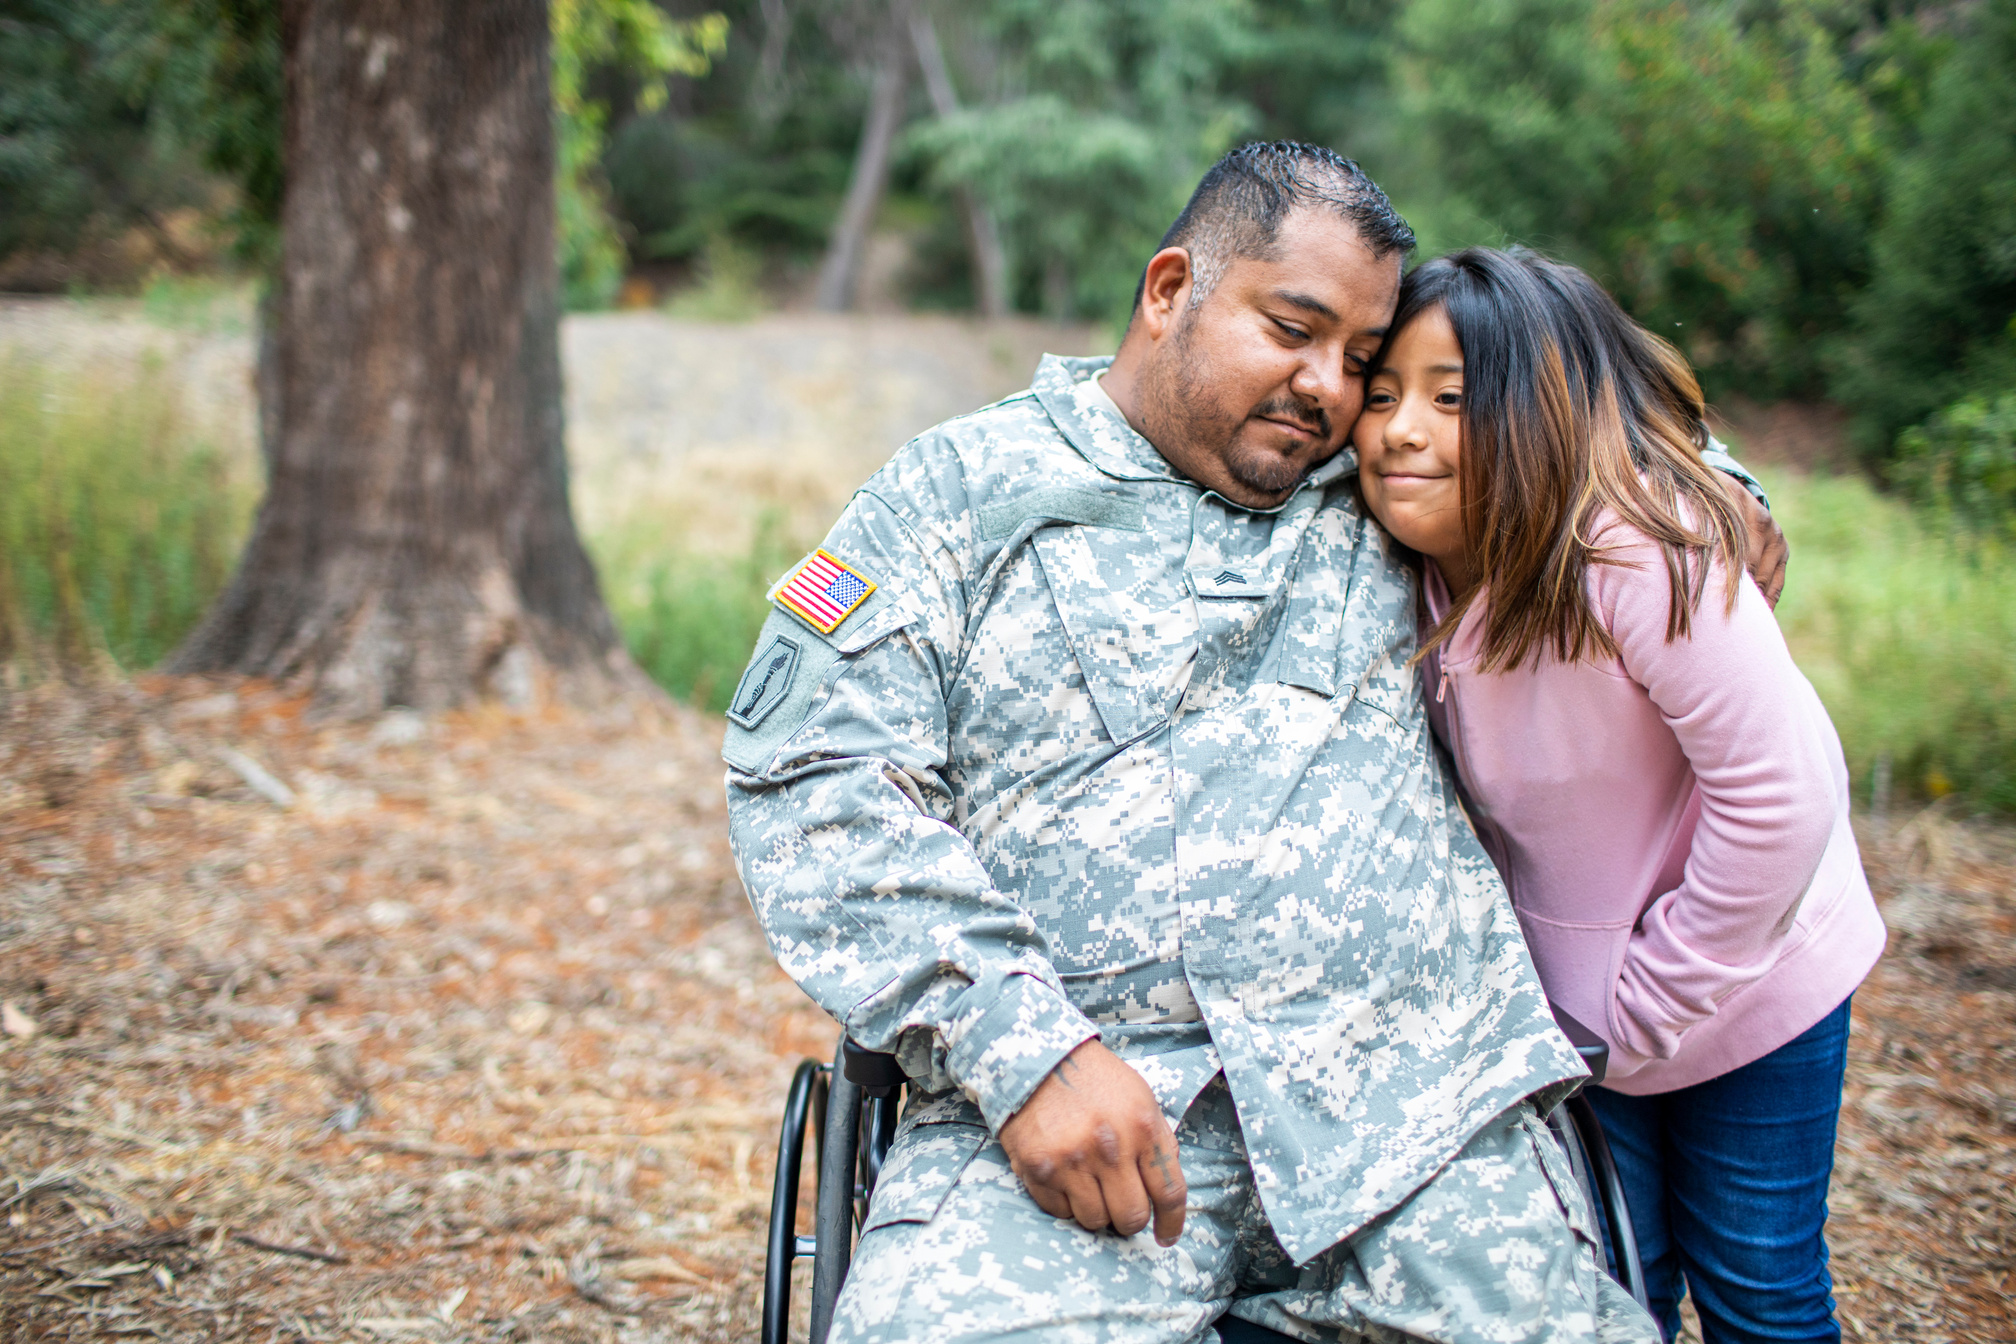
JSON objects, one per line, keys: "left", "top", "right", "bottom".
{"left": 775, "top": 549, "right": 875, "bottom": 634}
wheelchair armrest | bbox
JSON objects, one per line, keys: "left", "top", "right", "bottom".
{"left": 1548, "top": 1002, "right": 1609, "bottom": 1087}
{"left": 841, "top": 1038, "right": 906, "bottom": 1098}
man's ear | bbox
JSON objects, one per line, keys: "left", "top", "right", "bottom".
{"left": 1137, "top": 247, "right": 1194, "bottom": 342}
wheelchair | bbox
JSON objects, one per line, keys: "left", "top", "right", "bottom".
{"left": 763, "top": 1007, "right": 1647, "bottom": 1344}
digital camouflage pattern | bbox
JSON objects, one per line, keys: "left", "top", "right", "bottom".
{"left": 832, "top": 1081, "right": 1659, "bottom": 1343}
{"left": 725, "top": 354, "right": 1592, "bottom": 1263}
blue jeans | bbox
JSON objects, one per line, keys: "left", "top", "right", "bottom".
{"left": 1586, "top": 997, "right": 1852, "bottom": 1344}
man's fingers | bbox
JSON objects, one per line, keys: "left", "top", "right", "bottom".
{"left": 1098, "top": 1163, "right": 1155, "bottom": 1239}
{"left": 1757, "top": 527, "right": 1788, "bottom": 607}
{"left": 1722, "top": 474, "right": 1789, "bottom": 608}
{"left": 996, "top": 1042, "right": 1190, "bottom": 1242}
{"left": 1139, "top": 1132, "right": 1187, "bottom": 1247}
{"left": 1059, "top": 1170, "right": 1111, "bottom": 1233}
{"left": 1018, "top": 1171, "right": 1075, "bottom": 1224}
{"left": 1761, "top": 553, "right": 1787, "bottom": 608}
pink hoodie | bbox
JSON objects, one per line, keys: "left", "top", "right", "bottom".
{"left": 1422, "top": 522, "right": 1886, "bottom": 1094}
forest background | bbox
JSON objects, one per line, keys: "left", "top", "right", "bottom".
{"left": 2, "top": 0, "right": 2014, "bottom": 814}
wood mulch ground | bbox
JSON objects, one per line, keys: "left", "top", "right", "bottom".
{"left": 2, "top": 679, "right": 2010, "bottom": 1342}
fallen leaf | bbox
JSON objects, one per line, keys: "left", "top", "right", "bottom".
{"left": 216, "top": 747, "right": 296, "bottom": 809}
{"left": 435, "top": 1285, "right": 468, "bottom": 1323}
{"left": 609, "top": 1256, "right": 710, "bottom": 1285}
{"left": 506, "top": 1002, "right": 553, "bottom": 1035}
{"left": 2, "top": 1000, "right": 37, "bottom": 1038}
{"left": 154, "top": 760, "right": 202, "bottom": 796}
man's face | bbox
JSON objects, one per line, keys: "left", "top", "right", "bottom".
{"left": 1135, "top": 210, "right": 1401, "bottom": 509}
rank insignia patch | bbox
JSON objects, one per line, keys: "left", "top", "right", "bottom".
{"left": 727, "top": 633, "right": 801, "bottom": 729}
{"left": 775, "top": 549, "right": 876, "bottom": 634}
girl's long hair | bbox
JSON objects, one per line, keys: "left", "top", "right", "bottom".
{"left": 1385, "top": 247, "right": 1747, "bottom": 671}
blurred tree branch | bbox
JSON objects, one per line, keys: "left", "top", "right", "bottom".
{"left": 552, "top": 0, "right": 728, "bottom": 309}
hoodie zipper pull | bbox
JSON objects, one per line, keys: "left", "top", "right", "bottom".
{"left": 1436, "top": 668, "right": 1451, "bottom": 704}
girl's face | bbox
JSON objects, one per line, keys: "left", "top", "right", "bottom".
{"left": 1352, "top": 305, "right": 1469, "bottom": 585}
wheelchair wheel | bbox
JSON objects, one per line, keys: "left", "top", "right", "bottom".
{"left": 1548, "top": 1094, "right": 1650, "bottom": 1313}
{"left": 764, "top": 1039, "right": 909, "bottom": 1344}
{"left": 762, "top": 1058, "right": 828, "bottom": 1344}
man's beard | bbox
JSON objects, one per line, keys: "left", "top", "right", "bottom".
{"left": 1143, "top": 314, "right": 1332, "bottom": 496}
{"left": 1227, "top": 394, "right": 1330, "bottom": 493}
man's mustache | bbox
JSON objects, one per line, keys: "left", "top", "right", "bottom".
{"left": 1250, "top": 398, "right": 1331, "bottom": 441}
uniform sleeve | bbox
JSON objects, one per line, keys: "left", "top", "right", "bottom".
{"left": 1597, "top": 541, "right": 1837, "bottom": 1075}
{"left": 1701, "top": 436, "right": 1769, "bottom": 511}
{"left": 724, "top": 485, "right": 1100, "bottom": 1132}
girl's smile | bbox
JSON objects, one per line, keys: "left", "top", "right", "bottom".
{"left": 1352, "top": 304, "right": 1472, "bottom": 593}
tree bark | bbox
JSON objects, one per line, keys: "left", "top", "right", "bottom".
{"left": 907, "top": 7, "right": 1008, "bottom": 320}
{"left": 170, "top": 0, "right": 647, "bottom": 715}
{"left": 813, "top": 7, "right": 911, "bottom": 313}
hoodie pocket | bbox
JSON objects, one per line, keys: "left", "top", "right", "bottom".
{"left": 1512, "top": 910, "right": 1633, "bottom": 1060}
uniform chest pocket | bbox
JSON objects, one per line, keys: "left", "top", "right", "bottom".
{"left": 1272, "top": 510, "right": 1418, "bottom": 719}
{"left": 1031, "top": 527, "right": 1197, "bottom": 746}
{"left": 1332, "top": 536, "right": 1418, "bottom": 721}
{"left": 1269, "top": 575, "right": 1344, "bottom": 698}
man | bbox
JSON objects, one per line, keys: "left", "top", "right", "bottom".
{"left": 726, "top": 143, "right": 1775, "bottom": 1343}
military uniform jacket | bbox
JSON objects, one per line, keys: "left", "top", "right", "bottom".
{"left": 725, "top": 354, "right": 1584, "bottom": 1263}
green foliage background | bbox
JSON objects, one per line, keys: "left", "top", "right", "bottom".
{"left": 3, "top": 0, "right": 2014, "bottom": 809}
{"left": 9, "top": 0, "right": 2011, "bottom": 460}
{"left": 0, "top": 0, "right": 720, "bottom": 305}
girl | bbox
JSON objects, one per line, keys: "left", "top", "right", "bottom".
{"left": 1352, "top": 248, "right": 1885, "bottom": 1344}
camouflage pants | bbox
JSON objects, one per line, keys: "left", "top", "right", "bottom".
{"left": 829, "top": 1079, "right": 1660, "bottom": 1344}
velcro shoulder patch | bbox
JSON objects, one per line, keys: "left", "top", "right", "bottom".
{"left": 722, "top": 609, "right": 843, "bottom": 775}
{"left": 774, "top": 548, "right": 876, "bottom": 634}
{"left": 726, "top": 632, "right": 801, "bottom": 729}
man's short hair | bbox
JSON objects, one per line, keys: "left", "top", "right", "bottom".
{"left": 1145, "top": 141, "right": 1415, "bottom": 308}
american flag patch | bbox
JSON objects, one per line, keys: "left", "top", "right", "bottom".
{"left": 775, "top": 549, "right": 876, "bottom": 634}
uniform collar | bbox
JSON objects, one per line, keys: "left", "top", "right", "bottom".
{"left": 1032, "top": 353, "right": 1358, "bottom": 514}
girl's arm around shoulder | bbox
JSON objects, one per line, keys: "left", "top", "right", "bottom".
{"left": 1590, "top": 528, "right": 1843, "bottom": 1070}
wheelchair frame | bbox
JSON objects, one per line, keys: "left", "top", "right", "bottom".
{"left": 764, "top": 1014, "right": 1646, "bottom": 1344}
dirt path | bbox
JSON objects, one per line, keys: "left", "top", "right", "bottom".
{"left": 2, "top": 680, "right": 2010, "bottom": 1341}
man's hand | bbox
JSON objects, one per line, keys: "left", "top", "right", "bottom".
{"left": 1719, "top": 473, "right": 1788, "bottom": 608}
{"left": 997, "top": 1039, "right": 1187, "bottom": 1246}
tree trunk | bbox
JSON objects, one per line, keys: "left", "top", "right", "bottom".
{"left": 171, "top": 0, "right": 647, "bottom": 716}
{"left": 813, "top": 10, "right": 911, "bottom": 313}
{"left": 907, "top": 7, "right": 1008, "bottom": 320}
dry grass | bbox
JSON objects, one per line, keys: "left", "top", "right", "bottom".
{"left": 0, "top": 678, "right": 2010, "bottom": 1341}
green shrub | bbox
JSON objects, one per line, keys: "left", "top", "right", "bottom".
{"left": 0, "top": 355, "right": 256, "bottom": 675}
{"left": 661, "top": 234, "right": 768, "bottom": 321}
{"left": 1393, "top": 0, "right": 1884, "bottom": 401}
{"left": 1763, "top": 465, "right": 2016, "bottom": 814}
{"left": 1833, "top": 0, "right": 2016, "bottom": 458}
{"left": 589, "top": 510, "right": 799, "bottom": 712}
{"left": 1889, "top": 390, "right": 2016, "bottom": 535}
